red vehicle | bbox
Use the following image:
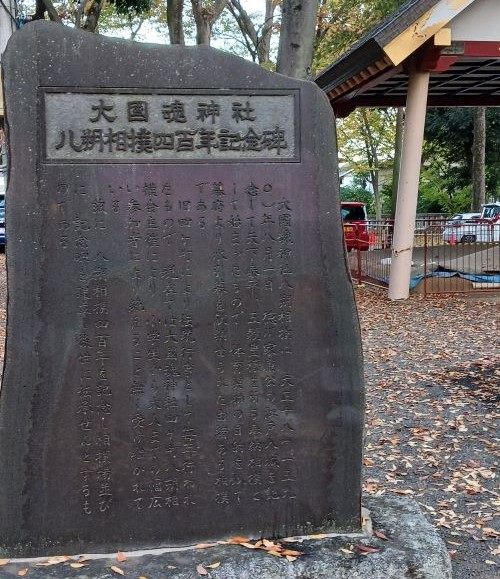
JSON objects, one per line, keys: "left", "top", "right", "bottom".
{"left": 341, "top": 201, "right": 370, "bottom": 251}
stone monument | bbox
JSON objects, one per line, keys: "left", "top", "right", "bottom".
{"left": 0, "top": 21, "right": 364, "bottom": 556}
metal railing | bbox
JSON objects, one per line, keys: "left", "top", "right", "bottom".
{"left": 346, "top": 219, "right": 500, "bottom": 295}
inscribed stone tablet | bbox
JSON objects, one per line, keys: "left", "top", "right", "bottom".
{"left": 0, "top": 21, "right": 364, "bottom": 556}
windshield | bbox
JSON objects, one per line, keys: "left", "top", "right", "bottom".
{"left": 482, "top": 205, "right": 500, "bottom": 219}
{"left": 341, "top": 206, "right": 366, "bottom": 221}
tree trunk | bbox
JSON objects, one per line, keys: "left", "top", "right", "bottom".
{"left": 391, "top": 107, "right": 404, "bottom": 220}
{"left": 257, "top": 0, "right": 277, "bottom": 65}
{"left": 471, "top": 106, "right": 486, "bottom": 211}
{"left": 371, "top": 169, "right": 381, "bottom": 221}
{"left": 228, "top": 0, "right": 277, "bottom": 65}
{"left": 191, "top": 0, "right": 228, "bottom": 46}
{"left": 83, "top": 0, "right": 107, "bottom": 32}
{"left": 228, "top": 0, "right": 259, "bottom": 61}
{"left": 361, "top": 109, "right": 382, "bottom": 220}
{"left": 277, "top": 0, "right": 319, "bottom": 79}
{"left": 167, "top": 0, "right": 185, "bottom": 44}
{"left": 32, "top": 0, "right": 62, "bottom": 24}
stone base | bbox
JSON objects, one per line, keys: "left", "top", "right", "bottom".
{"left": 0, "top": 496, "right": 451, "bottom": 578}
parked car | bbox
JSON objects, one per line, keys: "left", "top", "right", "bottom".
{"left": 443, "top": 203, "right": 500, "bottom": 243}
{"left": 445, "top": 212, "right": 481, "bottom": 225}
{"left": 443, "top": 213, "right": 480, "bottom": 242}
{"left": 341, "top": 201, "right": 369, "bottom": 251}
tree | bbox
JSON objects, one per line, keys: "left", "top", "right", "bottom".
{"left": 312, "top": 0, "right": 407, "bottom": 220}
{"left": 226, "top": 0, "right": 279, "bottom": 65}
{"left": 277, "top": 0, "right": 319, "bottom": 79}
{"left": 313, "top": 0, "right": 403, "bottom": 73}
{"left": 472, "top": 107, "right": 486, "bottom": 211}
{"left": 30, "top": 0, "right": 153, "bottom": 32}
{"left": 337, "top": 108, "right": 397, "bottom": 220}
{"left": 424, "top": 107, "right": 500, "bottom": 206}
{"left": 190, "top": 0, "right": 228, "bottom": 45}
{"left": 167, "top": 0, "right": 185, "bottom": 43}
{"left": 28, "top": 0, "right": 229, "bottom": 45}
{"left": 96, "top": 0, "right": 168, "bottom": 40}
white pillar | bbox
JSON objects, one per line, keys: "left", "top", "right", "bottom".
{"left": 388, "top": 65, "right": 430, "bottom": 300}
{"left": 0, "top": 0, "right": 16, "bottom": 57}
{"left": 0, "top": 0, "right": 16, "bottom": 166}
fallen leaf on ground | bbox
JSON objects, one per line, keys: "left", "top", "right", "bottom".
{"left": 374, "top": 530, "right": 388, "bottom": 540}
{"left": 355, "top": 544, "right": 380, "bottom": 554}
{"left": 308, "top": 534, "right": 328, "bottom": 540}
{"left": 240, "top": 542, "right": 259, "bottom": 549}
{"left": 286, "top": 555, "right": 297, "bottom": 562}
{"left": 111, "top": 565, "right": 125, "bottom": 575}
{"left": 196, "top": 564, "right": 208, "bottom": 575}
{"left": 281, "top": 549, "right": 304, "bottom": 557}
{"left": 116, "top": 551, "right": 127, "bottom": 562}
{"left": 195, "top": 543, "right": 218, "bottom": 550}
{"left": 0, "top": 559, "right": 10, "bottom": 566}
{"left": 70, "top": 562, "right": 88, "bottom": 569}
{"left": 227, "top": 536, "right": 251, "bottom": 544}
{"left": 340, "top": 547, "right": 354, "bottom": 555}
{"left": 36, "top": 556, "right": 72, "bottom": 566}
{"left": 17, "top": 569, "right": 29, "bottom": 577}
{"left": 206, "top": 562, "right": 221, "bottom": 569}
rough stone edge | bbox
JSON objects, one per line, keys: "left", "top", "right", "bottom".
{"left": 0, "top": 496, "right": 452, "bottom": 578}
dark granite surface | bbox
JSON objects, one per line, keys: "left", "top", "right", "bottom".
{"left": 0, "top": 21, "right": 363, "bottom": 556}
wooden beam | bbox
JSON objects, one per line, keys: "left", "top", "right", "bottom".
{"left": 384, "top": 0, "right": 475, "bottom": 66}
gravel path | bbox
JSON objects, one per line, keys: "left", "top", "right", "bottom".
{"left": 356, "top": 283, "right": 499, "bottom": 578}
{"left": 0, "top": 256, "right": 497, "bottom": 577}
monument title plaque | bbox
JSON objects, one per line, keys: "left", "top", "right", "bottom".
{"left": 0, "top": 22, "right": 364, "bottom": 556}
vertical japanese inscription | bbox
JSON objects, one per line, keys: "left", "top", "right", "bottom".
{"left": 1, "top": 23, "right": 363, "bottom": 555}
{"left": 59, "top": 170, "right": 299, "bottom": 518}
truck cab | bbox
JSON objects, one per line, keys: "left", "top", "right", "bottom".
{"left": 340, "top": 201, "right": 369, "bottom": 251}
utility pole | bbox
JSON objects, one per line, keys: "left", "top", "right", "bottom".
{"left": 1, "top": 0, "right": 17, "bottom": 165}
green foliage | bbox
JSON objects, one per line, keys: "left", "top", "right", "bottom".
{"left": 416, "top": 165, "right": 472, "bottom": 214}
{"left": 313, "top": 0, "right": 404, "bottom": 72}
{"left": 340, "top": 184, "right": 375, "bottom": 214}
{"left": 424, "top": 108, "right": 500, "bottom": 199}
{"left": 337, "top": 108, "right": 397, "bottom": 170}
{"left": 109, "top": 0, "right": 152, "bottom": 17}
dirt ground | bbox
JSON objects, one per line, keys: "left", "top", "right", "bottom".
{"left": 356, "top": 282, "right": 499, "bottom": 578}
{"left": 0, "top": 255, "right": 497, "bottom": 577}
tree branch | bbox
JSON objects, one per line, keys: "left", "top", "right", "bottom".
{"left": 32, "top": 0, "right": 62, "bottom": 23}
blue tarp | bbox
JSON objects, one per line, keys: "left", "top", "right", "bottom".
{"left": 409, "top": 270, "right": 500, "bottom": 290}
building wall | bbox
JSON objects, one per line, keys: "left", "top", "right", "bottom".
{"left": 450, "top": 0, "right": 500, "bottom": 42}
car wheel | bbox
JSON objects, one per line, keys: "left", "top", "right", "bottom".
{"left": 461, "top": 234, "right": 476, "bottom": 243}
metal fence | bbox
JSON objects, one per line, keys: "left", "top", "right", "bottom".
{"left": 347, "top": 219, "right": 500, "bottom": 295}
